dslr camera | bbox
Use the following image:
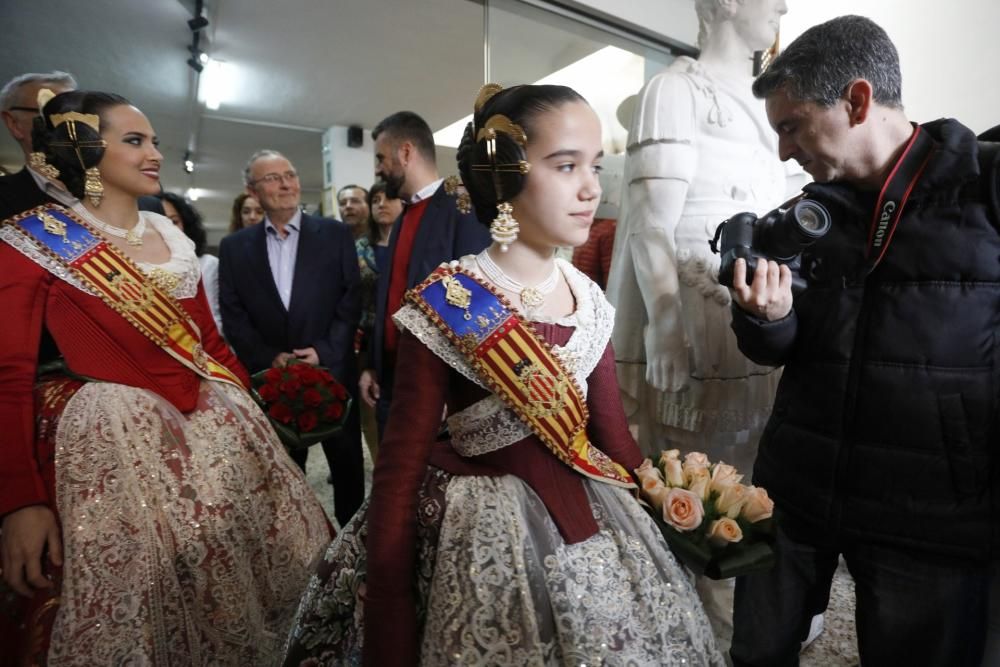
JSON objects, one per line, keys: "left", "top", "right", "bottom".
{"left": 709, "top": 198, "right": 831, "bottom": 292}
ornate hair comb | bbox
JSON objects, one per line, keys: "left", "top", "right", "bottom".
{"left": 476, "top": 114, "right": 526, "bottom": 147}
{"left": 473, "top": 114, "right": 530, "bottom": 178}
{"left": 36, "top": 88, "right": 56, "bottom": 113}
{"left": 474, "top": 83, "right": 504, "bottom": 113}
{"left": 49, "top": 111, "right": 101, "bottom": 132}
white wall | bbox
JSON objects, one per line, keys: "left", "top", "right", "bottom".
{"left": 562, "top": 0, "right": 699, "bottom": 48}
{"left": 321, "top": 125, "right": 376, "bottom": 218}
{"left": 570, "top": 0, "right": 998, "bottom": 134}
{"left": 780, "top": 1, "right": 1000, "bottom": 133}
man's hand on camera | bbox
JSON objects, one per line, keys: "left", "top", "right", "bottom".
{"left": 732, "top": 258, "right": 793, "bottom": 321}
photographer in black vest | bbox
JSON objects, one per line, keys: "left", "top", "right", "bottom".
{"left": 728, "top": 15, "right": 999, "bottom": 667}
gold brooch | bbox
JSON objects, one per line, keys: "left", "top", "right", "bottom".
{"left": 442, "top": 275, "right": 473, "bottom": 320}
{"left": 513, "top": 359, "right": 568, "bottom": 418}
{"left": 443, "top": 175, "right": 472, "bottom": 215}
{"left": 147, "top": 267, "right": 181, "bottom": 293}
{"left": 109, "top": 272, "right": 154, "bottom": 312}
{"left": 38, "top": 211, "right": 67, "bottom": 239}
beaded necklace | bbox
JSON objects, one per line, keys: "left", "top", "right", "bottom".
{"left": 74, "top": 205, "right": 146, "bottom": 246}
{"left": 476, "top": 248, "right": 560, "bottom": 317}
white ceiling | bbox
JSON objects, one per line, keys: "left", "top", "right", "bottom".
{"left": 0, "top": 0, "right": 486, "bottom": 231}
{"left": 2, "top": 0, "right": 639, "bottom": 238}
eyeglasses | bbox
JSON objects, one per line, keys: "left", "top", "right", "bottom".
{"left": 252, "top": 170, "right": 299, "bottom": 186}
{"left": 7, "top": 106, "right": 38, "bottom": 113}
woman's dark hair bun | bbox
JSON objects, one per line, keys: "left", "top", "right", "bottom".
{"left": 31, "top": 90, "right": 130, "bottom": 200}
{"left": 456, "top": 84, "right": 587, "bottom": 226}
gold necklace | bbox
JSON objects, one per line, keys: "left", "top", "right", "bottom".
{"left": 75, "top": 205, "right": 146, "bottom": 246}
{"left": 476, "top": 249, "right": 560, "bottom": 316}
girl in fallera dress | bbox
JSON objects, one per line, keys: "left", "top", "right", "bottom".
{"left": 0, "top": 90, "right": 330, "bottom": 665}
{"left": 283, "top": 84, "right": 723, "bottom": 666}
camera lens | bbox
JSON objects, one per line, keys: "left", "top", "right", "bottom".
{"left": 792, "top": 200, "right": 831, "bottom": 238}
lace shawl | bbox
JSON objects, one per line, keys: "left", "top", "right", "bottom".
{"left": 392, "top": 256, "right": 615, "bottom": 457}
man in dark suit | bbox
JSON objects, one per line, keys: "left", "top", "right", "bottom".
{"left": 0, "top": 71, "right": 78, "bottom": 219}
{"left": 359, "top": 111, "right": 491, "bottom": 436}
{"left": 219, "top": 149, "right": 363, "bottom": 527}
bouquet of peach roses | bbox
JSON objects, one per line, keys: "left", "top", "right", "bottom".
{"left": 635, "top": 450, "right": 776, "bottom": 579}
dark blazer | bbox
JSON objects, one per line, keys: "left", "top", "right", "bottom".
{"left": 0, "top": 167, "right": 58, "bottom": 220}
{"left": 370, "top": 181, "right": 491, "bottom": 379}
{"left": 219, "top": 213, "right": 361, "bottom": 383}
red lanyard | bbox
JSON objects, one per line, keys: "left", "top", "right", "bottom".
{"left": 864, "top": 125, "right": 935, "bottom": 274}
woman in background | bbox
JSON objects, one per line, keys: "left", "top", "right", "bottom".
{"left": 159, "top": 191, "right": 223, "bottom": 334}
{"left": 228, "top": 191, "right": 264, "bottom": 233}
{"left": 352, "top": 181, "right": 401, "bottom": 455}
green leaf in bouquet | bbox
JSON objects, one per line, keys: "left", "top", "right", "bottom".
{"left": 643, "top": 505, "right": 777, "bottom": 580}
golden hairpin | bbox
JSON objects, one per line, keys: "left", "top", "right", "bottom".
{"left": 36, "top": 88, "right": 56, "bottom": 112}
{"left": 476, "top": 114, "right": 527, "bottom": 147}
{"left": 474, "top": 83, "right": 504, "bottom": 113}
{"left": 50, "top": 111, "right": 101, "bottom": 132}
{"left": 470, "top": 161, "right": 530, "bottom": 174}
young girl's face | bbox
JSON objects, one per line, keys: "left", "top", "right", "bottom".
{"left": 511, "top": 100, "right": 602, "bottom": 250}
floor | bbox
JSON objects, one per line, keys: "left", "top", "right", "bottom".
{"left": 800, "top": 560, "right": 860, "bottom": 666}
{"left": 303, "top": 437, "right": 374, "bottom": 528}
{"left": 303, "top": 441, "right": 860, "bottom": 665}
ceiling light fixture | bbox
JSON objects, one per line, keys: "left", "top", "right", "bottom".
{"left": 185, "top": 0, "right": 209, "bottom": 71}
{"left": 183, "top": 151, "right": 195, "bottom": 174}
{"left": 199, "top": 59, "right": 231, "bottom": 111}
{"left": 188, "top": 12, "right": 208, "bottom": 32}
{"left": 187, "top": 15, "right": 209, "bottom": 32}
{"left": 187, "top": 45, "right": 209, "bottom": 64}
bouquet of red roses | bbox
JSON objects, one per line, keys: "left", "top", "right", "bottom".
{"left": 636, "top": 450, "right": 776, "bottom": 579}
{"left": 251, "top": 361, "right": 352, "bottom": 450}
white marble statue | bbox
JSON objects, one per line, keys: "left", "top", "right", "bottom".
{"left": 607, "top": 0, "right": 816, "bottom": 655}
{"left": 607, "top": 0, "right": 805, "bottom": 474}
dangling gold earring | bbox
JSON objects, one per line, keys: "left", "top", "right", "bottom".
{"left": 84, "top": 166, "right": 104, "bottom": 207}
{"left": 28, "top": 152, "right": 60, "bottom": 180}
{"left": 490, "top": 202, "right": 519, "bottom": 252}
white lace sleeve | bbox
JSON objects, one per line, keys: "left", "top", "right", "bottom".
{"left": 392, "top": 304, "right": 486, "bottom": 389}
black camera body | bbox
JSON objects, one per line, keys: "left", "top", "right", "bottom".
{"left": 710, "top": 199, "right": 832, "bottom": 292}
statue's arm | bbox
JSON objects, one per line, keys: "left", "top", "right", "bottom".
{"left": 621, "top": 69, "right": 700, "bottom": 392}
{"left": 626, "top": 174, "right": 692, "bottom": 392}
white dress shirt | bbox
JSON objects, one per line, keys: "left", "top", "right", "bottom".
{"left": 264, "top": 210, "right": 302, "bottom": 310}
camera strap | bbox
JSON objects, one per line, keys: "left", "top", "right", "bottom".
{"left": 864, "top": 124, "right": 935, "bottom": 274}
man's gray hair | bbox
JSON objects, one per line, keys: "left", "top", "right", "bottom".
{"left": 0, "top": 71, "right": 77, "bottom": 110}
{"left": 752, "top": 15, "right": 903, "bottom": 109}
{"left": 243, "top": 149, "right": 288, "bottom": 185}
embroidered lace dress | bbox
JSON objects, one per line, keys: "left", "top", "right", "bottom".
{"left": 0, "top": 211, "right": 331, "bottom": 666}
{"left": 283, "top": 257, "right": 723, "bottom": 666}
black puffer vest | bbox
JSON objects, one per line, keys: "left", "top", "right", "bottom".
{"left": 732, "top": 119, "right": 1000, "bottom": 561}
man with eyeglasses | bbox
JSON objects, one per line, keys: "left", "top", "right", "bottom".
{"left": 219, "top": 149, "right": 364, "bottom": 528}
{"left": 0, "top": 71, "right": 77, "bottom": 219}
